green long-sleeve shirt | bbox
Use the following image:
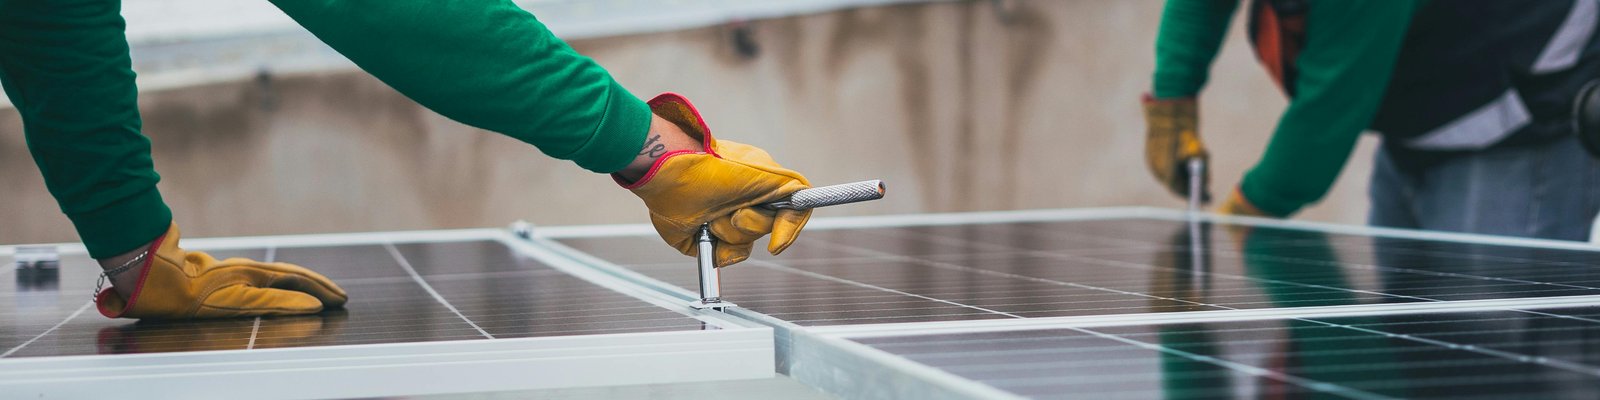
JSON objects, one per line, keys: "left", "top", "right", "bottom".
{"left": 1152, "top": 0, "right": 1420, "bottom": 216}
{"left": 0, "top": 0, "right": 649, "bottom": 257}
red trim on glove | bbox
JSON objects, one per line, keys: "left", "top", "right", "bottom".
{"left": 613, "top": 93, "right": 725, "bottom": 189}
{"left": 614, "top": 149, "right": 698, "bottom": 189}
{"left": 96, "top": 231, "right": 168, "bottom": 318}
{"left": 646, "top": 92, "right": 719, "bottom": 158}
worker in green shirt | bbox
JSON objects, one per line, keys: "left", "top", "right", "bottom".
{"left": 0, "top": 0, "right": 811, "bottom": 319}
{"left": 1144, "top": 0, "right": 1600, "bottom": 240}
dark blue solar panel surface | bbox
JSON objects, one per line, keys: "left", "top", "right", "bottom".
{"left": 0, "top": 240, "right": 706, "bottom": 358}
{"left": 855, "top": 307, "right": 1600, "bottom": 399}
{"left": 557, "top": 218, "right": 1600, "bottom": 326}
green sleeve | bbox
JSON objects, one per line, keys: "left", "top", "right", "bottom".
{"left": 267, "top": 0, "right": 650, "bottom": 173}
{"left": 1151, "top": 0, "right": 1241, "bottom": 98}
{"left": 1240, "top": 0, "right": 1418, "bottom": 216}
{"left": 0, "top": 0, "right": 174, "bottom": 258}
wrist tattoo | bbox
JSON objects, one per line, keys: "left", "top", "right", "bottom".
{"left": 639, "top": 134, "right": 667, "bottom": 158}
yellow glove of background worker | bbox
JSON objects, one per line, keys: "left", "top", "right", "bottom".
{"left": 1218, "top": 187, "right": 1275, "bottom": 218}
{"left": 1142, "top": 95, "right": 1209, "bottom": 202}
{"left": 619, "top": 93, "right": 812, "bottom": 268}
{"left": 96, "top": 223, "right": 348, "bottom": 319}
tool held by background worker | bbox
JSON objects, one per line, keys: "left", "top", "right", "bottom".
{"left": 1187, "top": 158, "right": 1205, "bottom": 213}
{"left": 1184, "top": 158, "right": 1208, "bottom": 286}
{"left": 690, "top": 180, "right": 886, "bottom": 310}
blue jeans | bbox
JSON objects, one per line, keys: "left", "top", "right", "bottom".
{"left": 1368, "top": 135, "right": 1600, "bottom": 241}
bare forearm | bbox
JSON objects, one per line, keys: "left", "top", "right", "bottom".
{"left": 616, "top": 114, "right": 702, "bottom": 182}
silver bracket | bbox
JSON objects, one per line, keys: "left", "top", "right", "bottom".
{"left": 509, "top": 220, "right": 535, "bottom": 240}
{"left": 14, "top": 246, "right": 60, "bottom": 270}
{"left": 689, "top": 299, "right": 737, "bottom": 311}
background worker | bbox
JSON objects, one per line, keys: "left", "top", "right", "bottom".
{"left": 0, "top": 0, "right": 809, "bottom": 319}
{"left": 1143, "top": 0, "right": 1600, "bottom": 240}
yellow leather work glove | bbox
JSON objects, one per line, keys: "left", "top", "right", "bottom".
{"left": 1218, "top": 187, "right": 1275, "bottom": 218}
{"left": 619, "top": 93, "right": 812, "bottom": 268}
{"left": 95, "top": 223, "right": 348, "bottom": 319}
{"left": 1143, "top": 95, "right": 1209, "bottom": 202}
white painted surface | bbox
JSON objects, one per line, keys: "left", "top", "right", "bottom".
{"left": 1591, "top": 212, "right": 1600, "bottom": 244}
{"left": 813, "top": 295, "right": 1600, "bottom": 339}
{"left": 409, "top": 376, "right": 833, "bottom": 400}
{"left": 0, "top": 329, "right": 774, "bottom": 400}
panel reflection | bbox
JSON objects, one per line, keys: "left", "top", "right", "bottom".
{"left": 568, "top": 217, "right": 1600, "bottom": 326}
{"left": 861, "top": 308, "right": 1600, "bottom": 399}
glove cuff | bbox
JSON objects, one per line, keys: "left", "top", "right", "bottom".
{"left": 1141, "top": 93, "right": 1199, "bottom": 122}
{"left": 647, "top": 92, "right": 718, "bottom": 153}
{"left": 95, "top": 225, "right": 173, "bottom": 319}
{"left": 612, "top": 92, "right": 722, "bottom": 189}
{"left": 1141, "top": 92, "right": 1197, "bottom": 104}
{"left": 1222, "top": 186, "right": 1276, "bottom": 218}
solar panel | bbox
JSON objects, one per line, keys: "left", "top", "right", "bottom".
{"left": 2, "top": 240, "right": 710, "bottom": 357}
{"left": 8, "top": 208, "right": 1600, "bottom": 398}
{"left": 553, "top": 215, "right": 1600, "bottom": 326}
{"left": 848, "top": 307, "right": 1600, "bottom": 399}
{"left": 0, "top": 231, "right": 772, "bottom": 398}
{"left": 539, "top": 208, "right": 1600, "bottom": 398}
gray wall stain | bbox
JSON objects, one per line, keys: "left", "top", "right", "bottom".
{"left": 996, "top": 1, "right": 1052, "bottom": 210}
{"left": 0, "top": 1, "right": 1373, "bottom": 245}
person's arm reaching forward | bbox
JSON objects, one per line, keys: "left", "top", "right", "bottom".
{"left": 1143, "top": 0, "right": 1240, "bottom": 202}
{"left": 0, "top": 0, "right": 809, "bottom": 320}
{"left": 267, "top": 0, "right": 812, "bottom": 267}
{"left": 1230, "top": 0, "right": 1417, "bottom": 217}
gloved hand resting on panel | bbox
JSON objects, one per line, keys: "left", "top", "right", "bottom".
{"left": 95, "top": 223, "right": 348, "bottom": 319}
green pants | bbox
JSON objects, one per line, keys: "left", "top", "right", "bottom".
{"left": 0, "top": 0, "right": 650, "bottom": 258}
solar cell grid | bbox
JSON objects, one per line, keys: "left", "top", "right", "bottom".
{"left": 852, "top": 307, "right": 1600, "bottom": 399}
{"left": 555, "top": 217, "right": 1600, "bottom": 327}
{"left": 0, "top": 249, "right": 269, "bottom": 357}
{"left": 0, "top": 239, "right": 706, "bottom": 358}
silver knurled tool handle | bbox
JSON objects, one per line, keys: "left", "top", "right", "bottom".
{"left": 762, "top": 180, "right": 887, "bottom": 210}
{"left": 692, "top": 180, "right": 887, "bottom": 310}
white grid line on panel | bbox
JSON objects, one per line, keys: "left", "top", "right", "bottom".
{"left": 383, "top": 243, "right": 494, "bottom": 339}
{"left": 1, "top": 302, "right": 92, "bottom": 358}
{"left": 744, "top": 259, "right": 1025, "bottom": 319}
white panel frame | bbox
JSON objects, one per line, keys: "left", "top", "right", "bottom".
{"left": 536, "top": 206, "right": 1600, "bottom": 252}
{"left": 0, "top": 329, "right": 771, "bottom": 400}
{"left": 0, "top": 229, "right": 774, "bottom": 399}
{"left": 814, "top": 295, "right": 1600, "bottom": 339}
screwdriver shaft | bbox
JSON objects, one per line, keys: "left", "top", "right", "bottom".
{"left": 1187, "top": 158, "right": 1204, "bottom": 213}
{"left": 692, "top": 180, "right": 888, "bottom": 310}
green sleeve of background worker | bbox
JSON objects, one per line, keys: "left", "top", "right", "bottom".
{"left": 1151, "top": 0, "right": 1239, "bottom": 99}
{"left": 1152, "top": 0, "right": 1419, "bottom": 216}
{"left": 0, "top": 0, "right": 649, "bottom": 258}
{"left": 0, "top": 0, "right": 174, "bottom": 259}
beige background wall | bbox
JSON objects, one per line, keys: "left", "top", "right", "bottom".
{"left": 0, "top": 0, "right": 1377, "bottom": 245}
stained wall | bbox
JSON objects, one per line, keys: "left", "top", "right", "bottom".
{"left": 0, "top": 0, "right": 1376, "bottom": 244}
